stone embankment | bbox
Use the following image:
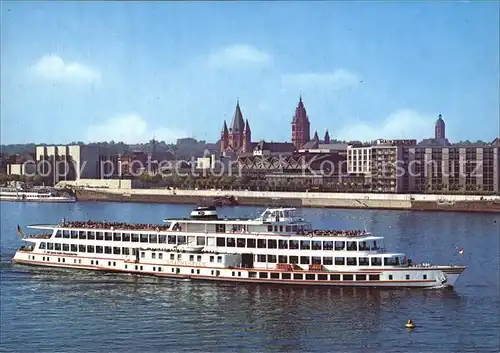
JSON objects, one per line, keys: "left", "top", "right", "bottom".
{"left": 75, "top": 188, "right": 500, "bottom": 213}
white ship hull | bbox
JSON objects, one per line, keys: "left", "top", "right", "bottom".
{"left": 12, "top": 250, "right": 464, "bottom": 288}
{"left": 12, "top": 206, "right": 466, "bottom": 289}
{"left": 0, "top": 195, "right": 76, "bottom": 202}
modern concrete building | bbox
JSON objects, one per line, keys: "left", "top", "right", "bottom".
{"left": 36, "top": 145, "right": 119, "bottom": 184}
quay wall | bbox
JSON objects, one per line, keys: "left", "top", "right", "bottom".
{"left": 75, "top": 188, "right": 500, "bottom": 213}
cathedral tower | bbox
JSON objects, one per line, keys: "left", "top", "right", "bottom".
{"left": 291, "top": 96, "right": 311, "bottom": 149}
{"left": 435, "top": 114, "right": 446, "bottom": 139}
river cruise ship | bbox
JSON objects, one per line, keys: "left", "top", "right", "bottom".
{"left": 13, "top": 206, "right": 466, "bottom": 288}
{"left": 0, "top": 187, "right": 76, "bottom": 202}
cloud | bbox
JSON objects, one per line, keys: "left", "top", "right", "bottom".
{"left": 336, "top": 109, "right": 435, "bottom": 141}
{"left": 33, "top": 55, "right": 101, "bottom": 83}
{"left": 207, "top": 44, "right": 272, "bottom": 68}
{"left": 282, "top": 69, "right": 360, "bottom": 90}
{"left": 86, "top": 114, "right": 188, "bottom": 143}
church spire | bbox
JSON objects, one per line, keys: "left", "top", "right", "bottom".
{"left": 324, "top": 129, "right": 330, "bottom": 144}
{"left": 313, "top": 130, "right": 319, "bottom": 142}
{"left": 229, "top": 100, "right": 245, "bottom": 133}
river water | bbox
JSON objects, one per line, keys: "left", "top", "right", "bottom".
{"left": 0, "top": 201, "right": 499, "bottom": 352}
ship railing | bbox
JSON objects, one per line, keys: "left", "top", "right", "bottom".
{"left": 25, "top": 233, "right": 52, "bottom": 239}
{"left": 297, "top": 229, "right": 370, "bottom": 237}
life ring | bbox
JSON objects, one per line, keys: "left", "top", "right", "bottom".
{"left": 308, "top": 232, "right": 313, "bottom": 238}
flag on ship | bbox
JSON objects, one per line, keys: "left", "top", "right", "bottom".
{"left": 17, "top": 224, "right": 23, "bottom": 237}
{"left": 458, "top": 248, "right": 464, "bottom": 255}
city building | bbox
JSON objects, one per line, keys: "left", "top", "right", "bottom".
{"left": 36, "top": 145, "right": 119, "bottom": 184}
{"left": 6, "top": 153, "right": 36, "bottom": 176}
{"left": 291, "top": 96, "right": 311, "bottom": 149}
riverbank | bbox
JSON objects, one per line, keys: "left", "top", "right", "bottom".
{"left": 75, "top": 188, "right": 500, "bottom": 213}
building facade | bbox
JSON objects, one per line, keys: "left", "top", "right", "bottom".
{"left": 36, "top": 145, "right": 119, "bottom": 184}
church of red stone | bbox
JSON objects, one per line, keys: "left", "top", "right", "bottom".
{"left": 220, "top": 97, "right": 330, "bottom": 155}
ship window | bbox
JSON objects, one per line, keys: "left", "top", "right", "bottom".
{"left": 104, "top": 246, "right": 111, "bottom": 254}
{"left": 95, "top": 232, "right": 103, "bottom": 240}
{"left": 197, "top": 255, "right": 201, "bottom": 261}
{"left": 343, "top": 274, "right": 354, "bottom": 281}
{"left": 312, "top": 256, "right": 321, "bottom": 264}
{"left": 371, "top": 257, "right": 382, "bottom": 266}
{"left": 278, "top": 255, "right": 288, "bottom": 263}
{"left": 267, "top": 255, "right": 277, "bottom": 263}
{"left": 158, "top": 234, "right": 167, "bottom": 243}
{"left": 347, "top": 241, "right": 357, "bottom": 251}
{"left": 406, "top": 274, "right": 410, "bottom": 280}
{"left": 91, "top": 260, "right": 94, "bottom": 265}
{"left": 293, "top": 274, "right": 303, "bottom": 280}
{"left": 71, "top": 244, "right": 77, "bottom": 252}
{"left": 217, "top": 256, "right": 222, "bottom": 263}
{"left": 216, "top": 237, "right": 225, "bottom": 246}
{"left": 300, "top": 256, "right": 310, "bottom": 265}
{"left": 104, "top": 232, "right": 113, "bottom": 241}
{"left": 215, "top": 224, "right": 226, "bottom": 233}
{"left": 423, "top": 274, "right": 427, "bottom": 280}
{"left": 159, "top": 267, "right": 162, "bottom": 272}
{"left": 346, "top": 257, "right": 357, "bottom": 266}
{"left": 257, "top": 239, "right": 266, "bottom": 248}
{"left": 131, "top": 234, "right": 139, "bottom": 242}
{"left": 384, "top": 257, "right": 398, "bottom": 266}
{"left": 267, "top": 239, "right": 277, "bottom": 249}
{"left": 58, "top": 258, "right": 61, "bottom": 262}
{"left": 369, "top": 275, "right": 380, "bottom": 281}
{"left": 63, "top": 244, "right": 69, "bottom": 251}
{"left": 359, "top": 241, "right": 368, "bottom": 251}
{"left": 112, "top": 247, "right": 120, "bottom": 255}
{"left": 122, "top": 247, "right": 130, "bottom": 255}
{"left": 291, "top": 225, "right": 298, "bottom": 232}
{"left": 81, "top": 231, "right": 89, "bottom": 239}
{"left": 267, "top": 225, "right": 273, "bottom": 232}
{"left": 289, "top": 256, "right": 298, "bottom": 264}
{"left": 95, "top": 246, "right": 103, "bottom": 253}
{"left": 306, "top": 274, "right": 315, "bottom": 280}
{"left": 282, "top": 273, "right": 291, "bottom": 279}
{"left": 323, "top": 241, "right": 333, "bottom": 250}
{"left": 227, "top": 238, "right": 235, "bottom": 247}
{"left": 259, "top": 272, "right": 268, "bottom": 278}
{"left": 55, "top": 243, "right": 61, "bottom": 251}
{"left": 318, "top": 274, "right": 327, "bottom": 280}
{"left": 140, "top": 251, "right": 145, "bottom": 258}
{"left": 152, "top": 252, "right": 157, "bottom": 259}
{"left": 388, "top": 275, "right": 393, "bottom": 280}
{"left": 39, "top": 242, "right": 46, "bottom": 249}
{"left": 236, "top": 238, "right": 245, "bottom": 247}
{"left": 279, "top": 226, "right": 283, "bottom": 232}
{"left": 55, "top": 231, "right": 61, "bottom": 238}
{"left": 47, "top": 243, "right": 54, "bottom": 250}
{"left": 197, "top": 237, "right": 206, "bottom": 246}
{"left": 135, "top": 265, "right": 138, "bottom": 270}
{"left": 71, "top": 230, "right": 79, "bottom": 238}
{"left": 87, "top": 245, "right": 95, "bottom": 253}
{"left": 122, "top": 233, "right": 131, "bottom": 241}
{"left": 108, "top": 261, "right": 111, "bottom": 266}
{"left": 289, "top": 240, "right": 299, "bottom": 249}
{"left": 95, "top": 260, "right": 99, "bottom": 265}
{"left": 78, "top": 245, "right": 85, "bottom": 252}
{"left": 312, "top": 241, "right": 322, "bottom": 250}
{"left": 62, "top": 258, "right": 65, "bottom": 263}
{"left": 140, "top": 234, "right": 148, "bottom": 243}
{"left": 140, "top": 266, "right": 143, "bottom": 271}
{"left": 209, "top": 256, "right": 214, "bottom": 262}
{"left": 335, "top": 257, "right": 345, "bottom": 265}
{"left": 334, "top": 241, "right": 345, "bottom": 251}
{"left": 62, "top": 230, "right": 70, "bottom": 238}
{"left": 323, "top": 257, "right": 333, "bottom": 265}
{"left": 149, "top": 234, "right": 158, "bottom": 243}
{"left": 278, "top": 240, "right": 288, "bottom": 249}
{"left": 356, "top": 274, "right": 367, "bottom": 281}
{"left": 114, "top": 233, "right": 122, "bottom": 241}
{"left": 246, "top": 239, "right": 256, "bottom": 248}
{"left": 153, "top": 267, "right": 156, "bottom": 271}
{"left": 358, "top": 257, "right": 369, "bottom": 266}
{"left": 170, "top": 254, "right": 175, "bottom": 260}
{"left": 249, "top": 272, "right": 257, "bottom": 278}
{"left": 300, "top": 241, "right": 310, "bottom": 250}
{"left": 189, "top": 255, "right": 194, "bottom": 261}
{"left": 256, "top": 254, "right": 266, "bottom": 262}
{"left": 274, "top": 226, "right": 279, "bottom": 232}
{"left": 270, "top": 272, "right": 279, "bottom": 279}
{"left": 285, "top": 226, "right": 291, "bottom": 232}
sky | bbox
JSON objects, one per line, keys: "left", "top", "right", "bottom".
{"left": 1, "top": 1, "right": 499, "bottom": 145}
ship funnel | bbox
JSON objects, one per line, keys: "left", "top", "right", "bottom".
{"left": 190, "top": 206, "right": 219, "bottom": 220}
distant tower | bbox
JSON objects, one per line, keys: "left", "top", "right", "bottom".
{"left": 291, "top": 96, "right": 311, "bottom": 149}
{"left": 228, "top": 100, "right": 245, "bottom": 151}
{"left": 435, "top": 114, "right": 446, "bottom": 139}
{"left": 324, "top": 130, "right": 330, "bottom": 144}
{"left": 220, "top": 121, "right": 229, "bottom": 152}
{"left": 312, "top": 130, "right": 319, "bottom": 144}
{"left": 243, "top": 119, "right": 252, "bottom": 153}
